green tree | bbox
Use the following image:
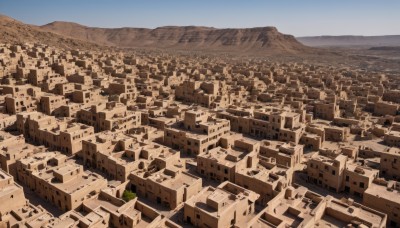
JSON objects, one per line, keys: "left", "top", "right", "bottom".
{"left": 122, "top": 190, "right": 136, "bottom": 202}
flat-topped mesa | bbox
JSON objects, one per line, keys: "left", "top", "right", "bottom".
{"left": 40, "top": 21, "right": 308, "bottom": 53}
{"left": 0, "top": 14, "right": 311, "bottom": 54}
{"left": 153, "top": 25, "right": 279, "bottom": 32}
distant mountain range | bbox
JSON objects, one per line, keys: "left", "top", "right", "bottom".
{"left": 4, "top": 14, "right": 397, "bottom": 53}
{"left": 297, "top": 35, "right": 400, "bottom": 47}
{"left": 40, "top": 21, "right": 310, "bottom": 54}
{"left": 0, "top": 14, "right": 310, "bottom": 54}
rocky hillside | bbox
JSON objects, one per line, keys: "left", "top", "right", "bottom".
{"left": 0, "top": 14, "right": 311, "bottom": 54}
{"left": 41, "top": 21, "right": 310, "bottom": 54}
{"left": 0, "top": 15, "right": 99, "bottom": 50}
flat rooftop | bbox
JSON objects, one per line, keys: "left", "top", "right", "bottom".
{"left": 365, "top": 182, "right": 400, "bottom": 204}
{"left": 149, "top": 170, "right": 200, "bottom": 190}
{"left": 317, "top": 197, "right": 386, "bottom": 228}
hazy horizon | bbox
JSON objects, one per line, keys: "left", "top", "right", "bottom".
{"left": 1, "top": 0, "right": 400, "bottom": 37}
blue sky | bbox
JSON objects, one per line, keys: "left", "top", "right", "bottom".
{"left": 1, "top": 0, "right": 399, "bottom": 36}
